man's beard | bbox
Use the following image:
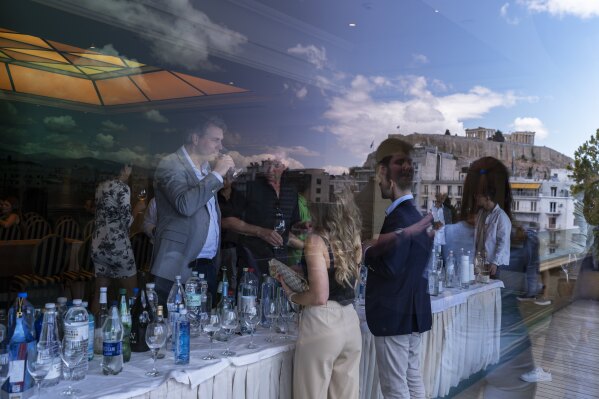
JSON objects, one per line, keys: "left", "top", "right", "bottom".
{"left": 396, "top": 170, "right": 414, "bottom": 191}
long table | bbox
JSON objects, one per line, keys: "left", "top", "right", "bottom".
{"left": 40, "top": 281, "right": 503, "bottom": 399}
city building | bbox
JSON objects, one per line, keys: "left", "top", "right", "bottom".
{"left": 505, "top": 131, "right": 535, "bottom": 145}
{"left": 465, "top": 127, "right": 496, "bottom": 140}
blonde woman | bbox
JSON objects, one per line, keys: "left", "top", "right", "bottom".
{"left": 278, "top": 189, "right": 362, "bottom": 399}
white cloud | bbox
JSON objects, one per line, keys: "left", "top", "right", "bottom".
{"left": 43, "top": 115, "right": 78, "bottom": 133}
{"left": 510, "top": 117, "right": 549, "bottom": 139}
{"left": 318, "top": 75, "right": 529, "bottom": 158}
{"left": 144, "top": 110, "right": 168, "bottom": 124}
{"left": 322, "top": 165, "right": 350, "bottom": 176}
{"left": 501, "top": 3, "right": 521, "bottom": 24}
{"left": 101, "top": 120, "right": 127, "bottom": 132}
{"left": 287, "top": 44, "right": 328, "bottom": 69}
{"left": 295, "top": 86, "right": 308, "bottom": 99}
{"left": 94, "top": 133, "right": 115, "bottom": 149}
{"left": 264, "top": 146, "right": 319, "bottom": 157}
{"left": 70, "top": 0, "right": 247, "bottom": 70}
{"left": 412, "top": 53, "right": 429, "bottom": 65}
{"left": 228, "top": 151, "right": 304, "bottom": 170}
{"left": 519, "top": 0, "right": 599, "bottom": 18}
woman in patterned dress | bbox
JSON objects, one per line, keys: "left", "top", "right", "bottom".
{"left": 91, "top": 163, "right": 137, "bottom": 312}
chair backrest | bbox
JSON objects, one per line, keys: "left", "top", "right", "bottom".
{"left": 25, "top": 219, "right": 52, "bottom": 240}
{"left": 23, "top": 212, "right": 43, "bottom": 225}
{"left": 32, "top": 234, "right": 69, "bottom": 276}
{"left": 131, "top": 232, "right": 153, "bottom": 273}
{"left": 0, "top": 224, "right": 21, "bottom": 240}
{"left": 77, "top": 236, "right": 93, "bottom": 272}
{"left": 83, "top": 220, "right": 94, "bottom": 240}
{"left": 55, "top": 219, "right": 82, "bottom": 240}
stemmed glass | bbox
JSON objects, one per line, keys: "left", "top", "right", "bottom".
{"left": 241, "top": 303, "right": 261, "bottom": 349}
{"left": 202, "top": 313, "right": 221, "bottom": 360}
{"left": 145, "top": 318, "right": 168, "bottom": 377}
{"left": 60, "top": 338, "right": 84, "bottom": 397}
{"left": 273, "top": 209, "right": 285, "bottom": 250}
{"left": 138, "top": 188, "right": 147, "bottom": 201}
{"left": 221, "top": 309, "right": 239, "bottom": 356}
{"left": 278, "top": 294, "right": 295, "bottom": 339}
{"left": 26, "top": 346, "right": 52, "bottom": 398}
{"left": 264, "top": 299, "right": 278, "bottom": 343}
{"left": 563, "top": 253, "right": 578, "bottom": 283}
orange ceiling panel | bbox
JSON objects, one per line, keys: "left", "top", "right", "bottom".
{"left": 0, "top": 38, "right": 42, "bottom": 50}
{"left": 7, "top": 48, "right": 68, "bottom": 63}
{"left": 0, "top": 63, "right": 12, "bottom": 90}
{"left": 71, "top": 53, "right": 125, "bottom": 67}
{"left": 47, "top": 40, "right": 93, "bottom": 54}
{"left": 96, "top": 76, "right": 149, "bottom": 105}
{"left": 9, "top": 64, "right": 101, "bottom": 105}
{"left": 130, "top": 71, "right": 203, "bottom": 101}
{"left": 0, "top": 33, "right": 51, "bottom": 49}
{"left": 174, "top": 72, "right": 247, "bottom": 95}
{"left": 64, "top": 53, "right": 122, "bottom": 68}
{"left": 31, "top": 62, "right": 83, "bottom": 74}
{"left": 2, "top": 49, "right": 61, "bottom": 63}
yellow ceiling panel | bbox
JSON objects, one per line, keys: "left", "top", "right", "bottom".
{"left": 124, "top": 59, "right": 145, "bottom": 68}
{"left": 0, "top": 51, "right": 9, "bottom": 59}
{"left": 6, "top": 48, "right": 67, "bottom": 63}
{"left": 88, "top": 66, "right": 125, "bottom": 73}
{"left": 31, "top": 62, "right": 84, "bottom": 74}
{"left": 0, "top": 33, "right": 51, "bottom": 49}
{"left": 78, "top": 67, "right": 105, "bottom": 75}
{"left": 71, "top": 53, "right": 125, "bottom": 67}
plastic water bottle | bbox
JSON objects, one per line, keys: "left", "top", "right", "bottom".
{"left": 33, "top": 308, "right": 43, "bottom": 341}
{"left": 94, "top": 287, "right": 109, "bottom": 355}
{"left": 82, "top": 301, "right": 94, "bottom": 361}
{"left": 174, "top": 309, "right": 190, "bottom": 365}
{"left": 145, "top": 283, "right": 159, "bottom": 321}
{"left": 118, "top": 289, "right": 132, "bottom": 362}
{"left": 56, "top": 296, "right": 68, "bottom": 340}
{"left": 63, "top": 299, "right": 89, "bottom": 381}
{"left": 2, "top": 296, "right": 35, "bottom": 397}
{"left": 130, "top": 288, "right": 139, "bottom": 309}
{"left": 167, "top": 276, "right": 186, "bottom": 349}
{"left": 101, "top": 302, "right": 124, "bottom": 375}
{"left": 37, "top": 303, "right": 62, "bottom": 387}
{"left": 260, "top": 276, "right": 276, "bottom": 327}
{"left": 185, "top": 271, "right": 202, "bottom": 336}
{"left": 7, "top": 293, "right": 35, "bottom": 340}
{"left": 199, "top": 274, "right": 211, "bottom": 314}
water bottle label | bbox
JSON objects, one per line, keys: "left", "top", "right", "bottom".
{"left": 8, "top": 360, "right": 25, "bottom": 383}
{"left": 64, "top": 323, "right": 88, "bottom": 341}
{"left": 45, "top": 360, "right": 62, "bottom": 380}
{"left": 186, "top": 293, "right": 201, "bottom": 307}
{"left": 240, "top": 295, "right": 256, "bottom": 312}
{"left": 103, "top": 341, "right": 122, "bottom": 356}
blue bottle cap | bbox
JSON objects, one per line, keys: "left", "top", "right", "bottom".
{"left": 133, "top": 287, "right": 139, "bottom": 294}
{"left": 18, "top": 292, "right": 27, "bottom": 298}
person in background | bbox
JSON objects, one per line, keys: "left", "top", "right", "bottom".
{"left": 431, "top": 192, "right": 447, "bottom": 249}
{"left": 91, "top": 163, "right": 136, "bottom": 314}
{"left": 142, "top": 197, "right": 157, "bottom": 244}
{"left": 363, "top": 138, "right": 433, "bottom": 399}
{"left": 278, "top": 188, "right": 362, "bottom": 399}
{"left": 217, "top": 172, "right": 241, "bottom": 291}
{"left": 442, "top": 196, "right": 456, "bottom": 225}
{"left": 151, "top": 116, "right": 234, "bottom": 303}
{"left": 288, "top": 174, "right": 312, "bottom": 268}
{"left": 130, "top": 183, "right": 153, "bottom": 235}
{"left": 0, "top": 196, "right": 21, "bottom": 229}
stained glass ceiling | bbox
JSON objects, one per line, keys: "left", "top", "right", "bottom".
{"left": 0, "top": 28, "right": 249, "bottom": 113}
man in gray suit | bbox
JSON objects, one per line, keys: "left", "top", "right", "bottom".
{"left": 151, "top": 116, "right": 235, "bottom": 302}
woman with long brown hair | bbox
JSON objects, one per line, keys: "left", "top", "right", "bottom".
{"left": 278, "top": 188, "right": 362, "bottom": 399}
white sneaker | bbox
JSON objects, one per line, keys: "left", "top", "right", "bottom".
{"left": 534, "top": 298, "right": 551, "bottom": 306}
{"left": 520, "top": 367, "right": 552, "bottom": 382}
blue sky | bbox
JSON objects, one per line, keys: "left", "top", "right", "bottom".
{"left": 1, "top": 0, "right": 598, "bottom": 174}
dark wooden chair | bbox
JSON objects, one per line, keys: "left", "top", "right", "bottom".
{"left": 83, "top": 220, "right": 94, "bottom": 240}
{"left": 0, "top": 224, "right": 22, "bottom": 240}
{"left": 131, "top": 232, "right": 153, "bottom": 273}
{"left": 22, "top": 212, "right": 43, "bottom": 225}
{"left": 24, "top": 219, "right": 52, "bottom": 240}
{"left": 55, "top": 218, "right": 82, "bottom": 240}
{"left": 62, "top": 236, "right": 95, "bottom": 300}
{"left": 10, "top": 234, "right": 69, "bottom": 293}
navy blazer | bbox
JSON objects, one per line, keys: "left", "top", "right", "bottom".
{"left": 365, "top": 199, "right": 433, "bottom": 336}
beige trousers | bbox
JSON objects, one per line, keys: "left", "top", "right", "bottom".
{"left": 293, "top": 301, "right": 362, "bottom": 399}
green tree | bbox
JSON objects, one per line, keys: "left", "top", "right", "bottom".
{"left": 444, "top": 129, "right": 451, "bottom": 136}
{"left": 568, "top": 129, "right": 599, "bottom": 225}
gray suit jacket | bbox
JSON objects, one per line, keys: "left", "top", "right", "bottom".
{"left": 151, "top": 147, "right": 223, "bottom": 283}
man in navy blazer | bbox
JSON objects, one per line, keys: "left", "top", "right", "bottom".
{"left": 151, "top": 117, "right": 235, "bottom": 302}
{"left": 364, "top": 137, "right": 433, "bottom": 398}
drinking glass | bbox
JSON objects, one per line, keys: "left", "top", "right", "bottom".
{"left": 278, "top": 294, "right": 295, "bottom": 338}
{"left": 221, "top": 309, "right": 239, "bottom": 356}
{"left": 219, "top": 146, "right": 244, "bottom": 178}
{"left": 273, "top": 210, "right": 285, "bottom": 250}
{"left": 264, "top": 299, "right": 278, "bottom": 343}
{"left": 202, "top": 313, "right": 221, "bottom": 360}
{"left": 60, "top": 339, "right": 84, "bottom": 397}
{"left": 137, "top": 188, "right": 147, "bottom": 201}
{"left": 145, "top": 320, "right": 168, "bottom": 377}
{"left": 563, "top": 253, "right": 577, "bottom": 283}
{"left": 242, "top": 303, "right": 261, "bottom": 349}
{"left": 26, "top": 346, "right": 52, "bottom": 398}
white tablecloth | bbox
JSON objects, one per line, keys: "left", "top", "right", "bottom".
{"left": 359, "top": 281, "right": 504, "bottom": 399}
{"left": 40, "top": 281, "right": 502, "bottom": 399}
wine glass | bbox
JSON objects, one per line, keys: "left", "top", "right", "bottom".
{"left": 202, "top": 313, "right": 221, "bottom": 360}
{"left": 278, "top": 294, "right": 295, "bottom": 338}
{"left": 137, "top": 188, "right": 147, "bottom": 201}
{"left": 220, "top": 146, "right": 244, "bottom": 179}
{"left": 241, "top": 303, "right": 261, "bottom": 349}
{"left": 221, "top": 309, "right": 239, "bottom": 356}
{"left": 60, "top": 339, "right": 84, "bottom": 396}
{"left": 26, "top": 346, "right": 52, "bottom": 398}
{"left": 273, "top": 209, "right": 285, "bottom": 250}
{"left": 264, "top": 298, "right": 278, "bottom": 343}
{"left": 145, "top": 319, "right": 168, "bottom": 377}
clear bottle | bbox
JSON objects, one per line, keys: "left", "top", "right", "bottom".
{"left": 0, "top": 309, "right": 7, "bottom": 380}
{"left": 468, "top": 250, "right": 475, "bottom": 284}
{"left": 237, "top": 267, "right": 250, "bottom": 308}
{"left": 436, "top": 254, "right": 445, "bottom": 294}
{"left": 145, "top": 283, "right": 159, "bottom": 321}
{"left": 94, "top": 287, "right": 109, "bottom": 355}
{"left": 3, "top": 293, "right": 35, "bottom": 397}
{"left": 198, "top": 274, "right": 211, "bottom": 314}
{"left": 427, "top": 248, "right": 439, "bottom": 296}
{"left": 82, "top": 301, "right": 94, "bottom": 361}
{"left": 174, "top": 308, "right": 190, "bottom": 365}
{"left": 33, "top": 308, "right": 43, "bottom": 341}
{"left": 101, "top": 302, "right": 124, "bottom": 375}
{"left": 37, "top": 303, "right": 62, "bottom": 387}
{"left": 260, "top": 276, "right": 276, "bottom": 327}
{"left": 185, "top": 271, "right": 202, "bottom": 336}
{"left": 459, "top": 249, "right": 471, "bottom": 289}
{"left": 445, "top": 251, "right": 456, "bottom": 288}
{"left": 55, "top": 296, "right": 68, "bottom": 341}
{"left": 119, "top": 289, "right": 132, "bottom": 362}
{"left": 130, "top": 287, "right": 150, "bottom": 352}
{"left": 63, "top": 299, "right": 89, "bottom": 381}
{"left": 216, "top": 266, "right": 229, "bottom": 307}
{"left": 167, "top": 276, "right": 186, "bottom": 349}
{"left": 130, "top": 288, "right": 139, "bottom": 309}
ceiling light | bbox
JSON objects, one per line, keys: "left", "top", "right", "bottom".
{"left": 349, "top": 22, "right": 357, "bottom": 27}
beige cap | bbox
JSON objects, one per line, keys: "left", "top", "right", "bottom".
{"left": 375, "top": 138, "right": 413, "bottom": 163}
